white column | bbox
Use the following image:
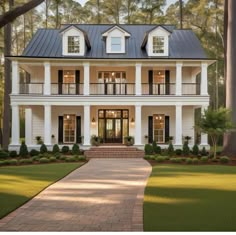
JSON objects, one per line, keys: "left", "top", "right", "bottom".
{"left": 83, "top": 62, "right": 90, "bottom": 95}
{"left": 84, "top": 105, "right": 91, "bottom": 146}
{"left": 11, "top": 104, "right": 20, "bottom": 145}
{"left": 25, "top": 108, "right": 32, "bottom": 145}
{"left": 12, "top": 61, "right": 19, "bottom": 95}
{"left": 44, "top": 62, "right": 51, "bottom": 95}
{"left": 44, "top": 104, "right": 51, "bottom": 145}
{"left": 201, "top": 62, "right": 208, "bottom": 95}
{"left": 176, "top": 62, "right": 183, "bottom": 95}
{"left": 134, "top": 105, "right": 142, "bottom": 145}
{"left": 175, "top": 104, "right": 182, "bottom": 146}
{"left": 135, "top": 63, "right": 142, "bottom": 95}
{"left": 200, "top": 105, "right": 208, "bottom": 146}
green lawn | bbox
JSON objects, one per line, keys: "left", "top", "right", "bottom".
{"left": 0, "top": 163, "right": 83, "bottom": 219}
{"left": 144, "top": 165, "right": 236, "bottom": 231}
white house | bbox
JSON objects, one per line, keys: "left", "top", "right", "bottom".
{"left": 8, "top": 24, "right": 213, "bottom": 151}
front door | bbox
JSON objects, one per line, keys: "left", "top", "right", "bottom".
{"left": 105, "top": 119, "right": 122, "bottom": 143}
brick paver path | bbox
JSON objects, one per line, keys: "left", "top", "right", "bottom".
{"left": 0, "top": 159, "right": 151, "bottom": 231}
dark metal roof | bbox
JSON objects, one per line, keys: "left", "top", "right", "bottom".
{"left": 22, "top": 24, "right": 207, "bottom": 59}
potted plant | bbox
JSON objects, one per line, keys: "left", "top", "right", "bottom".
{"left": 124, "top": 136, "right": 134, "bottom": 146}
{"left": 35, "top": 136, "right": 43, "bottom": 145}
{"left": 91, "top": 135, "right": 102, "bottom": 146}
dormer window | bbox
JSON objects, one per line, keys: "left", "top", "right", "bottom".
{"left": 68, "top": 36, "right": 80, "bottom": 53}
{"left": 153, "top": 36, "right": 164, "bottom": 54}
{"left": 111, "top": 37, "right": 122, "bottom": 52}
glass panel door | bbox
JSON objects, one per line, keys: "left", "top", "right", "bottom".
{"left": 153, "top": 114, "right": 165, "bottom": 143}
{"left": 63, "top": 114, "right": 76, "bottom": 143}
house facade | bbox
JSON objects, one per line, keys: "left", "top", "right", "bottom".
{"left": 8, "top": 24, "right": 213, "bottom": 150}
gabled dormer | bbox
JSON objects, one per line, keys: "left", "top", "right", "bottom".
{"left": 102, "top": 25, "right": 131, "bottom": 54}
{"left": 141, "top": 26, "right": 171, "bottom": 57}
{"left": 60, "top": 25, "right": 91, "bottom": 56}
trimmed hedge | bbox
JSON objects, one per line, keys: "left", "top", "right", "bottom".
{"left": 220, "top": 156, "right": 230, "bottom": 164}
{"left": 52, "top": 144, "right": 60, "bottom": 154}
{"left": 30, "top": 149, "right": 39, "bottom": 157}
{"left": 19, "top": 159, "right": 33, "bottom": 164}
{"left": 40, "top": 144, "right": 48, "bottom": 154}
{"left": 144, "top": 144, "right": 153, "bottom": 155}
{"left": 9, "top": 151, "right": 17, "bottom": 158}
{"left": 39, "top": 157, "right": 50, "bottom": 163}
{"left": 19, "top": 142, "right": 28, "bottom": 157}
{"left": 72, "top": 144, "right": 80, "bottom": 155}
{"left": 0, "top": 151, "right": 9, "bottom": 159}
{"left": 61, "top": 146, "right": 70, "bottom": 154}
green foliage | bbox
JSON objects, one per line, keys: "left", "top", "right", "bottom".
{"left": 61, "top": 146, "right": 70, "bottom": 154}
{"left": 192, "top": 158, "right": 199, "bottom": 164}
{"left": 124, "top": 136, "right": 134, "bottom": 146}
{"left": 186, "top": 158, "right": 193, "bottom": 164}
{"left": 192, "top": 144, "right": 199, "bottom": 156}
{"left": 91, "top": 135, "right": 102, "bottom": 146}
{"left": 175, "top": 149, "right": 182, "bottom": 156}
{"left": 167, "top": 143, "right": 174, "bottom": 156}
{"left": 39, "top": 158, "right": 50, "bottom": 164}
{"left": 196, "top": 108, "right": 234, "bottom": 159}
{"left": 30, "top": 149, "right": 39, "bottom": 157}
{"left": 0, "top": 151, "right": 9, "bottom": 159}
{"left": 152, "top": 141, "right": 161, "bottom": 154}
{"left": 65, "top": 157, "right": 77, "bottom": 162}
{"left": 52, "top": 144, "right": 60, "bottom": 154}
{"left": 201, "top": 147, "right": 207, "bottom": 156}
{"left": 40, "top": 144, "right": 48, "bottom": 154}
{"left": 72, "top": 144, "right": 80, "bottom": 155}
{"left": 170, "top": 158, "right": 182, "bottom": 163}
{"left": 201, "top": 156, "right": 209, "bottom": 163}
{"left": 49, "top": 157, "right": 57, "bottom": 162}
{"left": 19, "top": 142, "right": 28, "bottom": 158}
{"left": 9, "top": 151, "right": 17, "bottom": 158}
{"left": 155, "top": 156, "right": 165, "bottom": 163}
{"left": 182, "top": 141, "right": 190, "bottom": 156}
{"left": 144, "top": 144, "right": 153, "bottom": 155}
{"left": 19, "top": 159, "right": 33, "bottom": 164}
{"left": 54, "top": 152, "right": 61, "bottom": 159}
{"left": 78, "top": 156, "right": 86, "bottom": 161}
{"left": 8, "top": 159, "right": 18, "bottom": 165}
{"left": 220, "top": 156, "right": 230, "bottom": 164}
{"left": 163, "top": 156, "right": 170, "bottom": 161}
{"left": 32, "top": 156, "right": 40, "bottom": 162}
{"left": 59, "top": 155, "right": 66, "bottom": 160}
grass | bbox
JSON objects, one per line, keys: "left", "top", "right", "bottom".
{"left": 0, "top": 163, "right": 83, "bottom": 219}
{"left": 144, "top": 165, "right": 236, "bottom": 231}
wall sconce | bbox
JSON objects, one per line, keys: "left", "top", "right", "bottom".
{"left": 131, "top": 118, "right": 135, "bottom": 124}
{"left": 92, "top": 117, "right": 96, "bottom": 124}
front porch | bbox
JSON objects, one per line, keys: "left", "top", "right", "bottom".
{"left": 9, "top": 104, "right": 209, "bottom": 151}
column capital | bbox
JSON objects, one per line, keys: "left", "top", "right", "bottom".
{"left": 44, "top": 61, "right": 50, "bottom": 67}
{"left": 135, "top": 63, "right": 142, "bottom": 67}
{"left": 83, "top": 62, "right": 90, "bottom": 67}
{"left": 12, "top": 60, "right": 18, "bottom": 66}
{"left": 201, "top": 62, "right": 208, "bottom": 67}
{"left": 176, "top": 62, "right": 183, "bottom": 67}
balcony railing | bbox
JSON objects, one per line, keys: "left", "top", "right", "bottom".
{"left": 20, "top": 83, "right": 44, "bottom": 94}
{"left": 90, "top": 83, "right": 135, "bottom": 95}
{"left": 142, "top": 83, "right": 176, "bottom": 95}
{"left": 18, "top": 82, "right": 200, "bottom": 95}
{"left": 51, "top": 83, "right": 83, "bottom": 95}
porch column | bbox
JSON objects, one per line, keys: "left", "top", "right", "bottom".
{"left": 134, "top": 105, "right": 142, "bottom": 145}
{"left": 12, "top": 61, "right": 19, "bottom": 95}
{"left": 135, "top": 63, "right": 142, "bottom": 95}
{"left": 200, "top": 105, "right": 208, "bottom": 146}
{"left": 84, "top": 105, "right": 91, "bottom": 146}
{"left": 11, "top": 104, "right": 20, "bottom": 145}
{"left": 201, "top": 62, "right": 208, "bottom": 95}
{"left": 176, "top": 62, "right": 182, "bottom": 95}
{"left": 44, "top": 62, "right": 51, "bottom": 95}
{"left": 44, "top": 104, "right": 51, "bottom": 145}
{"left": 175, "top": 104, "right": 182, "bottom": 146}
{"left": 83, "top": 62, "right": 90, "bottom": 95}
{"left": 25, "top": 108, "right": 32, "bottom": 145}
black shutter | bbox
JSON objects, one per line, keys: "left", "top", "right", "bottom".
{"left": 165, "top": 116, "right": 170, "bottom": 143}
{"left": 76, "top": 116, "right": 82, "bottom": 143}
{"left": 58, "top": 70, "right": 63, "bottom": 94}
{"left": 58, "top": 116, "right": 63, "bottom": 143}
{"left": 165, "top": 70, "right": 170, "bottom": 95}
{"left": 75, "top": 70, "right": 80, "bottom": 95}
{"left": 148, "top": 116, "right": 153, "bottom": 143}
{"left": 148, "top": 70, "right": 153, "bottom": 95}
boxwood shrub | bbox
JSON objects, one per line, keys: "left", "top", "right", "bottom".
{"left": 32, "top": 156, "right": 40, "bottom": 162}
{"left": 155, "top": 156, "right": 165, "bottom": 163}
{"left": 8, "top": 159, "right": 18, "bottom": 165}
{"left": 40, "top": 144, "right": 48, "bottom": 154}
{"left": 72, "top": 144, "right": 80, "bottom": 155}
{"left": 19, "top": 159, "right": 33, "bottom": 164}
{"left": 60, "top": 155, "right": 66, "bottom": 160}
{"left": 39, "top": 157, "right": 50, "bottom": 163}
{"left": 201, "top": 156, "right": 208, "bottom": 163}
{"left": 9, "top": 151, "right": 17, "bottom": 158}
{"left": 65, "top": 157, "right": 77, "bottom": 162}
{"left": 52, "top": 144, "right": 60, "bottom": 154}
{"left": 186, "top": 158, "right": 193, "bottom": 164}
{"left": 61, "top": 146, "right": 70, "bottom": 154}
{"left": 144, "top": 144, "right": 153, "bottom": 155}
{"left": 0, "top": 151, "right": 9, "bottom": 159}
{"left": 30, "top": 149, "right": 39, "bottom": 157}
{"left": 192, "top": 144, "right": 199, "bottom": 156}
{"left": 78, "top": 156, "right": 86, "bottom": 161}
{"left": 175, "top": 149, "right": 182, "bottom": 156}
{"left": 54, "top": 152, "right": 61, "bottom": 159}
{"left": 192, "top": 158, "right": 199, "bottom": 164}
{"left": 19, "top": 141, "right": 29, "bottom": 157}
{"left": 220, "top": 156, "right": 230, "bottom": 164}
{"left": 49, "top": 156, "right": 57, "bottom": 162}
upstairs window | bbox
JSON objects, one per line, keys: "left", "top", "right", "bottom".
{"left": 111, "top": 37, "right": 122, "bottom": 52}
{"left": 153, "top": 36, "right": 165, "bottom": 54}
{"left": 68, "top": 36, "right": 80, "bottom": 53}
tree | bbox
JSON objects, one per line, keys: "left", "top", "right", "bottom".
{"left": 197, "top": 108, "right": 234, "bottom": 159}
{"left": 223, "top": 0, "right": 236, "bottom": 154}
{"left": 179, "top": 0, "right": 183, "bottom": 29}
{"left": 0, "top": 0, "right": 44, "bottom": 28}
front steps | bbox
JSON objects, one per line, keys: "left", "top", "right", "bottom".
{"left": 84, "top": 146, "right": 145, "bottom": 159}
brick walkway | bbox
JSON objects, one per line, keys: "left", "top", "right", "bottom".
{"left": 0, "top": 159, "right": 151, "bottom": 231}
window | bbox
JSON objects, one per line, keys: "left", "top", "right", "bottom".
{"left": 153, "top": 70, "right": 165, "bottom": 83}
{"left": 111, "top": 37, "right": 121, "bottom": 52}
{"left": 63, "top": 114, "right": 76, "bottom": 143}
{"left": 153, "top": 114, "right": 165, "bottom": 143}
{"left": 63, "top": 70, "right": 75, "bottom": 83}
{"left": 68, "top": 36, "right": 80, "bottom": 53}
{"left": 63, "top": 70, "right": 75, "bottom": 94}
{"left": 153, "top": 36, "right": 165, "bottom": 54}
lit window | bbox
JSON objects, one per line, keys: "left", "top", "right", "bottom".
{"left": 153, "top": 114, "right": 165, "bottom": 143}
{"left": 111, "top": 37, "right": 121, "bottom": 52}
{"left": 63, "top": 70, "right": 75, "bottom": 83}
{"left": 68, "top": 36, "right": 80, "bottom": 53}
{"left": 153, "top": 36, "right": 165, "bottom": 54}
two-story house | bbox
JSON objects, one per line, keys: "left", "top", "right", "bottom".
{"left": 7, "top": 24, "right": 213, "bottom": 151}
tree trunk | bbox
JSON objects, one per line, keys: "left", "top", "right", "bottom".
{"left": 179, "top": 0, "right": 183, "bottom": 29}
{"left": 223, "top": 0, "right": 236, "bottom": 154}
{"left": 2, "top": 0, "right": 13, "bottom": 150}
